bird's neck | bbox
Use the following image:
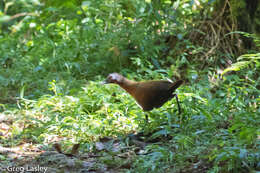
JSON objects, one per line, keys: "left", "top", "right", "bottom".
{"left": 118, "top": 78, "right": 137, "bottom": 96}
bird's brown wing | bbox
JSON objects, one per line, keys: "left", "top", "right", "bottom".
{"left": 134, "top": 81, "right": 176, "bottom": 111}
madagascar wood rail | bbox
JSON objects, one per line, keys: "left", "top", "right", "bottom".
{"left": 103, "top": 73, "right": 183, "bottom": 117}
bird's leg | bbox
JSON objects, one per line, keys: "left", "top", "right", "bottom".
{"left": 175, "top": 94, "right": 181, "bottom": 115}
{"left": 174, "top": 94, "right": 183, "bottom": 124}
{"left": 142, "top": 113, "right": 150, "bottom": 135}
{"left": 145, "top": 114, "right": 149, "bottom": 123}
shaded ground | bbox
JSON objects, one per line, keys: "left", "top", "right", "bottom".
{"left": 0, "top": 113, "right": 212, "bottom": 173}
{"left": 0, "top": 113, "right": 131, "bottom": 173}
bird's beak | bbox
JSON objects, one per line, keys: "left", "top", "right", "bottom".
{"left": 100, "top": 80, "right": 108, "bottom": 85}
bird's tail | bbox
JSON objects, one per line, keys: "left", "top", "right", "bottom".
{"left": 170, "top": 80, "right": 183, "bottom": 92}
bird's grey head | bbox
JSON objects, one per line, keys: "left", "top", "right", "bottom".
{"left": 103, "top": 73, "right": 124, "bottom": 84}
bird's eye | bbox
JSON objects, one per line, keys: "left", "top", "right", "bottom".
{"left": 108, "top": 76, "right": 114, "bottom": 82}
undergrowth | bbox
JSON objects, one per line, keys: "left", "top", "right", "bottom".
{"left": 1, "top": 65, "right": 259, "bottom": 172}
{"left": 0, "top": 0, "right": 259, "bottom": 172}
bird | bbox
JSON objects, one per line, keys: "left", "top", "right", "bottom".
{"left": 103, "top": 73, "right": 183, "bottom": 116}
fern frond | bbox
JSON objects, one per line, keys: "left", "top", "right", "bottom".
{"left": 222, "top": 53, "right": 260, "bottom": 75}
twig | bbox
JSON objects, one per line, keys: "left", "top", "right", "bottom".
{"left": 215, "top": 0, "right": 228, "bottom": 20}
{"left": 5, "top": 12, "right": 37, "bottom": 22}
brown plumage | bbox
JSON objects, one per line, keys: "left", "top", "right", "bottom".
{"left": 104, "top": 73, "right": 183, "bottom": 112}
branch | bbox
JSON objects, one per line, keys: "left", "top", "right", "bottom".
{"left": 1, "top": 12, "right": 38, "bottom": 23}
{"left": 9, "top": 12, "right": 37, "bottom": 21}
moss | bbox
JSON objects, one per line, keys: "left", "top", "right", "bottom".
{"left": 213, "top": 0, "right": 247, "bottom": 18}
{"left": 230, "top": 0, "right": 246, "bottom": 18}
{"left": 253, "top": 3, "right": 260, "bottom": 34}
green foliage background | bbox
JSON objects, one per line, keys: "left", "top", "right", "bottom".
{"left": 0, "top": 0, "right": 259, "bottom": 172}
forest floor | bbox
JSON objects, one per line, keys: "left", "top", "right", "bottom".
{"left": 0, "top": 112, "right": 211, "bottom": 173}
